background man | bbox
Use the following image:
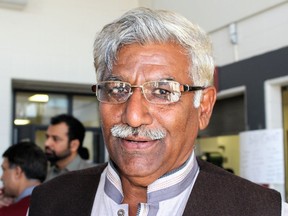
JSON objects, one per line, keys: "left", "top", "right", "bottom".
{"left": 0, "top": 142, "right": 47, "bottom": 216}
{"left": 45, "top": 114, "right": 94, "bottom": 181}
{"left": 29, "top": 7, "right": 287, "bottom": 215}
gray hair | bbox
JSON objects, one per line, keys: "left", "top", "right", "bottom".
{"left": 93, "top": 7, "right": 214, "bottom": 107}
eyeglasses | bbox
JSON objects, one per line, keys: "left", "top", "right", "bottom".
{"left": 91, "top": 80, "right": 205, "bottom": 104}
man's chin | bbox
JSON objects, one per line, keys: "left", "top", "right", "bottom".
{"left": 45, "top": 155, "right": 58, "bottom": 163}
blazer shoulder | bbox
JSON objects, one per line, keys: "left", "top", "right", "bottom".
{"left": 188, "top": 158, "right": 281, "bottom": 216}
{"left": 35, "top": 163, "right": 107, "bottom": 193}
{"left": 29, "top": 163, "right": 108, "bottom": 216}
{"left": 197, "top": 158, "right": 280, "bottom": 195}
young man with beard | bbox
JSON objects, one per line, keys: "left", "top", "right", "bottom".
{"left": 45, "top": 114, "right": 94, "bottom": 181}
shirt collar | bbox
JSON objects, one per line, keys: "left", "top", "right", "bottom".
{"left": 15, "top": 186, "right": 35, "bottom": 203}
{"left": 65, "top": 154, "right": 82, "bottom": 171}
{"left": 104, "top": 151, "right": 199, "bottom": 204}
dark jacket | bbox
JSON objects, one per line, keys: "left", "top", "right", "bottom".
{"left": 29, "top": 159, "right": 281, "bottom": 216}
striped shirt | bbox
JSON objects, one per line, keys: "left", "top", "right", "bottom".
{"left": 91, "top": 152, "right": 199, "bottom": 216}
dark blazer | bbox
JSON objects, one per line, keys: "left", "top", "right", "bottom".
{"left": 29, "top": 159, "right": 281, "bottom": 216}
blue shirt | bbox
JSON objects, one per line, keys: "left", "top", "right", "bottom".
{"left": 15, "top": 186, "right": 35, "bottom": 203}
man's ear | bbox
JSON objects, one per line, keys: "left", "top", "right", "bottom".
{"left": 198, "top": 86, "right": 217, "bottom": 130}
{"left": 70, "top": 139, "right": 80, "bottom": 153}
{"left": 14, "top": 166, "right": 24, "bottom": 179}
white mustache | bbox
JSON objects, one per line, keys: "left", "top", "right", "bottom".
{"left": 111, "top": 124, "right": 166, "bottom": 140}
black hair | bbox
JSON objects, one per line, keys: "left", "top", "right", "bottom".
{"left": 2, "top": 141, "right": 47, "bottom": 183}
{"left": 50, "top": 114, "right": 89, "bottom": 160}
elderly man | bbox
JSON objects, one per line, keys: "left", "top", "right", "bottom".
{"left": 29, "top": 7, "right": 288, "bottom": 216}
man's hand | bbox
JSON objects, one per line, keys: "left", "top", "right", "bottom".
{"left": 0, "top": 188, "right": 14, "bottom": 208}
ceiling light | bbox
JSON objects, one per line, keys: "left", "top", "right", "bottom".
{"left": 14, "top": 119, "right": 31, "bottom": 125}
{"left": 28, "top": 94, "right": 49, "bottom": 102}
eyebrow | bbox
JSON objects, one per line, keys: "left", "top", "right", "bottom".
{"left": 104, "top": 75, "right": 122, "bottom": 81}
{"left": 46, "top": 133, "right": 63, "bottom": 140}
{"left": 52, "top": 135, "right": 63, "bottom": 140}
{"left": 104, "top": 76, "right": 177, "bottom": 82}
{"left": 160, "top": 77, "right": 175, "bottom": 81}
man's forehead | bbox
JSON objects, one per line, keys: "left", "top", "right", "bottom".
{"left": 47, "top": 123, "right": 68, "bottom": 135}
{"left": 2, "top": 158, "right": 10, "bottom": 167}
{"left": 108, "top": 43, "right": 190, "bottom": 83}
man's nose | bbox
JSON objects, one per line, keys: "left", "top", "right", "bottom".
{"left": 121, "top": 88, "right": 153, "bottom": 128}
{"left": 44, "top": 137, "right": 52, "bottom": 147}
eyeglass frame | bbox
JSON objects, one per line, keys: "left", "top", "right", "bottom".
{"left": 91, "top": 80, "right": 206, "bottom": 104}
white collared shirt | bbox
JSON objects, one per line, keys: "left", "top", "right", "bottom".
{"left": 91, "top": 152, "right": 199, "bottom": 216}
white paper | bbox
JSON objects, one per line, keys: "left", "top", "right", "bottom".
{"left": 239, "top": 128, "right": 284, "bottom": 184}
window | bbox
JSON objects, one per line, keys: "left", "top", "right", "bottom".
{"left": 12, "top": 81, "right": 104, "bottom": 163}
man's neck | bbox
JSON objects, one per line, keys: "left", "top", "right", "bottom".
{"left": 121, "top": 177, "right": 147, "bottom": 216}
{"left": 17, "top": 179, "right": 41, "bottom": 201}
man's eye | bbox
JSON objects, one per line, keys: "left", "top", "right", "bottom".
{"left": 153, "top": 88, "right": 171, "bottom": 95}
{"left": 113, "top": 87, "right": 125, "bottom": 93}
{"left": 109, "top": 86, "right": 128, "bottom": 94}
{"left": 151, "top": 88, "right": 173, "bottom": 101}
{"left": 53, "top": 137, "right": 61, "bottom": 142}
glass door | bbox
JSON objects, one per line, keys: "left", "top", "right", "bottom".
{"left": 282, "top": 87, "right": 288, "bottom": 201}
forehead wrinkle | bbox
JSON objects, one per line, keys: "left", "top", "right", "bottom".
{"left": 113, "top": 62, "right": 171, "bottom": 83}
{"left": 112, "top": 43, "right": 190, "bottom": 83}
{"left": 117, "top": 50, "right": 179, "bottom": 68}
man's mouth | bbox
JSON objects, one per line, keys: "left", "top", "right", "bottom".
{"left": 119, "top": 136, "right": 159, "bottom": 150}
{"left": 45, "top": 149, "right": 53, "bottom": 154}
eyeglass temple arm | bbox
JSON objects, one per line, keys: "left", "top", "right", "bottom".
{"left": 182, "top": 84, "right": 205, "bottom": 92}
{"left": 91, "top": 85, "right": 96, "bottom": 93}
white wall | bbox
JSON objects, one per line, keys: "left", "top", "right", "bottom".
{"left": 142, "top": 0, "right": 288, "bottom": 66}
{"left": 147, "top": 0, "right": 287, "bottom": 32}
{"left": 0, "top": 0, "right": 138, "bottom": 160}
{"left": 211, "top": 2, "right": 288, "bottom": 65}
